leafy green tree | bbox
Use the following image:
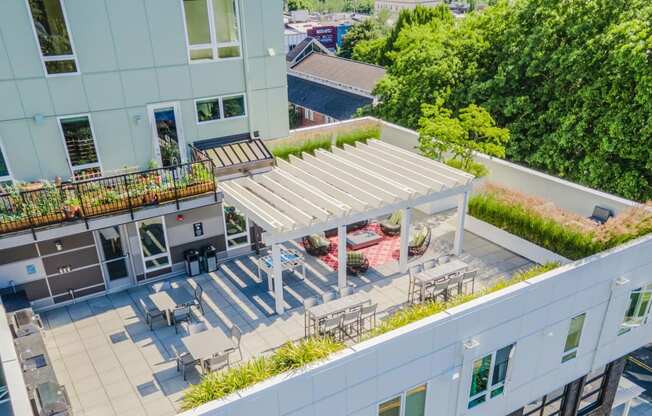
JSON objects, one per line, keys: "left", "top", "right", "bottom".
{"left": 338, "top": 18, "right": 386, "bottom": 59}
{"left": 287, "top": 0, "right": 315, "bottom": 11}
{"left": 351, "top": 36, "right": 387, "bottom": 64}
{"left": 418, "top": 100, "right": 509, "bottom": 169}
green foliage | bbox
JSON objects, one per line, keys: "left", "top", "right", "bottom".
{"left": 370, "top": 0, "right": 652, "bottom": 201}
{"left": 271, "top": 136, "right": 332, "bottom": 160}
{"left": 182, "top": 337, "right": 343, "bottom": 410}
{"left": 445, "top": 158, "right": 488, "bottom": 177}
{"left": 339, "top": 18, "right": 387, "bottom": 59}
{"left": 335, "top": 126, "right": 380, "bottom": 147}
{"left": 287, "top": 0, "right": 316, "bottom": 11}
{"left": 351, "top": 36, "right": 387, "bottom": 64}
{"left": 288, "top": 105, "right": 301, "bottom": 129}
{"left": 288, "top": 0, "right": 374, "bottom": 13}
{"left": 367, "top": 262, "right": 559, "bottom": 337}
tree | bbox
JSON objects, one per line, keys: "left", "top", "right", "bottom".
{"left": 287, "top": 0, "right": 315, "bottom": 11}
{"left": 418, "top": 101, "right": 509, "bottom": 169}
{"left": 338, "top": 18, "right": 385, "bottom": 59}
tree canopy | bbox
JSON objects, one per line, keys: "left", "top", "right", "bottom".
{"left": 367, "top": 0, "right": 652, "bottom": 201}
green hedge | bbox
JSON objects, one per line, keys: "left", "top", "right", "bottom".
{"left": 366, "top": 263, "right": 559, "bottom": 338}
{"left": 468, "top": 192, "right": 602, "bottom": 260}
{"left": 335, "top": 126, "right": 381, "bottom": 148}
{"left": 182, "top": 337, "right": 343, "bottom": 410}
{"left": 445, "top": 158, "right": 489, "bottom": 178}
{"left": 271, "top": 136, "right": 332, "bottom": 161}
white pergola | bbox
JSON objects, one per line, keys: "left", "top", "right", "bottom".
{"left": 220, "top": 140, "right": 474, "bottom": 314}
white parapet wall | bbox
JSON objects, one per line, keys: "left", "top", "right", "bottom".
{"left": 181, "top": 233, "right": 652, "bottom": 416}
{"left": 0, "top": 301, "right": 33, "bottom": 416}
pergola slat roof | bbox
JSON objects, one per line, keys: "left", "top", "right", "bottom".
{"left": 220, "top": 140, "right": 473, "bottom": 243}
{"left": 219, "top": 139, "right": 473, "bottom": 315}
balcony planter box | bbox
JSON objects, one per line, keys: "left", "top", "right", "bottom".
{"left": 177, "top": 183, "right": 212, "bottom": 199}
{"left": 1, "top": 218, "right": 31, "bottom": 233}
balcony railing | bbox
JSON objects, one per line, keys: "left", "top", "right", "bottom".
{"left": 0, "top": 159, "right": 218, "bottom": 237}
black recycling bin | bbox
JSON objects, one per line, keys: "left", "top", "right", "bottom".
{"left": 202, "top": 244, "right": 218, "bottom": 272}
{"left": 184, "top": 249, "right": 201, "bottom": 276}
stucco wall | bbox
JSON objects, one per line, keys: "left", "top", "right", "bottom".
{"left": 180, "top": 233, "right": 652, "bottom": 416}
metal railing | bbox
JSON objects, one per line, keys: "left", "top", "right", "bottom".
{"left": 0, "top": 158, "right": 218, "bottom": 238}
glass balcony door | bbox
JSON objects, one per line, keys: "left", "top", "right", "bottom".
{"left": 96, "top": 225, "right": 133, "bottom": 291}
{"left": 147, "top": 102, "right": 186, "bottom": 168}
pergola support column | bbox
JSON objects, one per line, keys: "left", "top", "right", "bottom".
{"left": 337, "top": 224, "right": 347, "bottom": 290}
{"left": 399, "top": 207, "right": 412, "bottom": 273}
{"left": 272, "top": 244, "right": 284, "bottom": 315}
{"left": 454, "top": 191, "right": 469, "bottom": 255}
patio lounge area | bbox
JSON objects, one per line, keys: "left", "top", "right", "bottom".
{"left": 39, "top": 210, "right": 531, "bottom": 415}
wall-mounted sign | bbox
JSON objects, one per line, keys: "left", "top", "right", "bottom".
{"left": 307, "top": 25, "right": 337, "bottom": 49}
{"left": 193, "top": 222, "right": 204, "bottom": 237}
{"left": 26, "top": 264, "right": 37, "bottom": 275}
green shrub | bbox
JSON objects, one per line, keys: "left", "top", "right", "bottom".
{"left": 335, "top": 126, "right": 381, "bottom": 148}
{"left": 367, "top": 263, "right": 559, "bottom": 338}
{"left": 271, "top": 136, "right": 332, "bottom": 160}
{"left": 182, "top": 337, "right": 343, "bottom": 410}
{"left": 445, "top": 158, "right": 488, "bottom": 178}
{"left": 469, "top": 192, "right": 602, "bottom": 260}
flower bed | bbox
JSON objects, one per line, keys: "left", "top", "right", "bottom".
{"left": 270, "top": 125, "right": 381, "bottom": 160}
{"left": 469, "top": 184, "right": 652, "bottom": 260}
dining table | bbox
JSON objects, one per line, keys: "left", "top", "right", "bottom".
{"left": 182, "top": 328, "right": 235, "bottom": 361}
{"left": 307, "top": 292, "right": 371, "bottom": 336}
{"left": 148, "top": 287, "right": 194, "bottom": 325}
{"left": 411, "top": 259, "right": 469, "bottom": 303}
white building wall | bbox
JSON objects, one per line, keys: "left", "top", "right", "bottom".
{"left": 179, "top": 231, "right": 652, "bottom": 416}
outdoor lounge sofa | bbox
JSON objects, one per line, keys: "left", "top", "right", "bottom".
{"left": 380, "top": 211, "right": 402, "bottom": 236}
{"left": 347, "top": 251, "right": 369, "bottom": 275}
{"left": 302, "top": 233, "right": 332, "bottom": 256}
{"left": 408, "top": 227, "right": 431, "bottom": 257}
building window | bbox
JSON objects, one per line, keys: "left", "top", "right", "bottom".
{"left": 0, "top": 142, "right": 13, "bottom": 189}
{"left": 378, "top": 384, "right": 428, "bottom": 416}
{"left": 182, "top": 0, "right": 241, "bottom": 62}
{"left": 562, "top": 313, "right": 586, "bottom": 362}
{"left": 137, "top": 217, "right": 171, "bottom": 273}
{"left": 523, "top": 386, "right": 567, "bottom": 416}
{"left": 577, "top": 366, "right": 608, "bottom": 415}
{"left": 26, "top": 0, "right": 78, "bottom": 75}
{"left": 620, "top": 284, "right": 652, "bottom": 334}
{"left": 223, "top": 205, "right": 249, "bottom": 249}
{"left": 468, "top": 344, "right": 515, "bottom": 409}
{"left": 305, "top": 108, "right": 315, "bottom": 121}
{"left": 59, "top": 115, "right": 102, "bottom": 180}
{"left": 195, "top": 94, "right": 246, "bottom": 124}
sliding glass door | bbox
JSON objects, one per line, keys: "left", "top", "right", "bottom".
{"left": 96, "top": 225, "right": 132, "bottom": 290}
{"left": 137, "top": 217, "right": 172, "bottom": 273}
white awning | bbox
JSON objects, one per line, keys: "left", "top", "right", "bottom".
{"left": 220, "top": 139, "right": 473, "bottom": 245}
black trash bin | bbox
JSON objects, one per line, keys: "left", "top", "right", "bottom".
{"left": 202, "top": 244, "right": 218, "bottom": 272}
{"left": 184, "top": 249, "right": 201, "bottom": 276}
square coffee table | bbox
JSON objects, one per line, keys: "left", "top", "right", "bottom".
{"left": 347, "top": 230, "right": 383, "bottom": 250}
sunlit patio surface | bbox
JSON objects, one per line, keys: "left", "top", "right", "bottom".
{"left": 40, "top": 211, "right": 532, "bottom": 415}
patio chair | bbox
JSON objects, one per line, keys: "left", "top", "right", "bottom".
{"left": 408, "top": 227, "right": 431, "bottom": 257}
{"left": 173, "top": 305, "right": 193, "bottom": 334}
{"left": 346, "top": 252, "right": 369, "bottom": 275}
{"left": 446, "top": 274, "right": 463, "bottom": 298}
{"left": 224, "top": 325, "right": 243, "bottom": 361}
{"left": 151, "top": 280, "right": 172, "bottom": 293}
{"left": 139, "top": 298, "right": 165, "bottom": 330}
{"left": 173, "top": 345, "right": 198, "bottom": 381}
{"left": 191, "top": 283, "right": 204, "bottom": 315}
{"left": 188, "top": 322, "right": 207, "bottom": 334}
{"left": 425, "top": 280, "right": 449, "bottom": 303}
{"left": 322, "top": 291, "right": 337, "bottom": 303}
{"left": 461, "top": 270, "right": 478, "bottom": 294}
{"left": 203, "top": 353, "right": 229, "bottom": 375}
{"left": 422, "top": 259, "right": 437, "bottom": 270}
{"left": 359, "top": 304, "right": 378, "bottom": 333}
{"left": 340, "top": 309, "right": 361, "bottom": 341}
{"left": 302, "top": 233, "right": 332, "bottom": 256}
{"left": 380, "top": 211, "right": 402, "bottom": 236}
{"left": 303, "top": 297, "right": 319, "bottom": 338}
{"left": 319, "top": 315, "right": 342, "bottom": 340}
{"left": 407, "top": 265, "right": 424, "bottom": 304}
{"left": 589, "top": 205, "right": 613, "bottom": 224}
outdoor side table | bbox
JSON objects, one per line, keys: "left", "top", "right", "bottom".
{"left": 258, "top": 248, "right": 306, "bottom": 292}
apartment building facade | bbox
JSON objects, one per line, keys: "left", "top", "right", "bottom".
{"left": 0, "top": 0, "right": 288, "bottom": 309}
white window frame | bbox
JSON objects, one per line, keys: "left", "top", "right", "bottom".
{"left": 194, "top": 93, "right": 247, "bottom": 125}
{"left": 0, "top": 139, "right": 14, "bottom": 185}
{"left": 136, "top": 216, "right": 173, "bottom": 273}
{"left": 305, "top": 108, "right": 315, "bottom": 121}
{"left": 222, "top": 205, "right": 250, "bottom": 251}
{"left": 147, "top": 102, "right": 187, "bottom": 166}
{"left": 57, "top": 114, "right": 103, "bottom": 180}
{"left": 24, "top": 0, "right": 80, "bottom": 77}
{"left": 562, "top": 313, "right": 586, "bottom": 363}
{"left": 179, "top": 0, "right": 243, "bottom": 64}
{"left": 377, "top": 382, "right": 429, "bottom": 416}
{"left": 468, "top": 344, "right": 515, "bottom": 409}
{"left": 619, "top": 284, "right": 652, "bottom": 334}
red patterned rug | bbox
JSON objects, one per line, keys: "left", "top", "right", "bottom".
{"left": 306, "top": 223, "right": 401, "bottom": 271}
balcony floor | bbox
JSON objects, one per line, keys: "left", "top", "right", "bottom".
{"left": 40, "top": 211, "right": 532, "bottom": 415}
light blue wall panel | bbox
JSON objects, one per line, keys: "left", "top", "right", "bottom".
{"left": 247, "top": 58, "right": 268, "bottom": 91}
{"left": 266, "top": 87, "right": 289, "bottom": 139}
{"left": 121, "top": 69, "right": 160, "bottom": 107}
{"left": 83, "top": 73, "right": 125, "bottom": 111}
{"left": 178, "top": 100, "right": 199, "bottom": 145}
{"left": 65, "top": 0, "right": 118, "bottom": 73}
{"left": 28, "top": 119, "right": 69, "bottom": 179}
{"left": 0, "top": 120, "right": 42, "bottom": 180}
{"left": 241, "top": 0, "right": 265, "bottom": 58}
{"left": 0, "top": 33, "right": 14, "bottom": 80}
{"left": 0, "top": 1, "right": 43, "bottom": 79}
{"left": 248, "top": 89, "right": 268, "bottom": 137}
{"left": 47, "top": 77, "right": 89, "bottom": 115}
{"left": 189, "top": 61, "right": 245, "bottom": 98}
{"left": 105, "top": 0, "right": 155, "bottom": 70}
{"left": 157, "top": 66, "right": 192, "bottom": 101}
{"left": 265, "top": 56, "right": 287, "bottom": 89}
{"left": 0, "top": 81, "right": 25, "bottom": 120}
{"left": 195, "top": 117, "right": 248, "bottom": 142}
{"left": 144, "top": 0, "right": 187, "bottom": 67}
{"left": 261, "top": 0, "right": 284, "bottom": 52}
{"left": 16, "top": 79, "right": 55, "bottom": 117}
{"left": 91, "top": 110, "right": 137, "bottom": 171}
{"left": 126, "top": 107, "right": 154, "bottom": 166}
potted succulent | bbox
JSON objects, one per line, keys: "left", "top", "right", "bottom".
{"left": 63, "top": 196, "right": 81, "bottom": 219}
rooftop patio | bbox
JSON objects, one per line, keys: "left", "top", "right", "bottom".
{"left": 39, "top": 210, "right": 531, "bottom": 415}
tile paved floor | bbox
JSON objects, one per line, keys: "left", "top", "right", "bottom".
{"left": 41, "top": 211, "right": 533, "bottom": 415}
